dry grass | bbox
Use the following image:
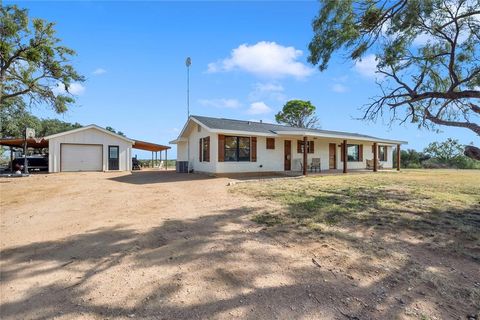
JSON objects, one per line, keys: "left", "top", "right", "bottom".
{"left": 233, "top": 170, "right": 480, "bottom": 317}
{"left": 234, "top": 170, "right": 480, "bottom": 258}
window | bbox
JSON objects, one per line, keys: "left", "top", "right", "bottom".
{"left": 224, "top": 136, "right": 250, "bottom": 161}
{"left": 199, "top": 137, "right": 210, "bottom": 162}
{"left": 379, "top": 145, "right": 387, "bottom": 161}
{"left": 297, "top": 140, "right": 314, "bottom": 154}
{"left": 266, "top": 138, "right": 275, "bottom": 150}
{"left": 347, "top": 144, "right": 360, "bottom": 161}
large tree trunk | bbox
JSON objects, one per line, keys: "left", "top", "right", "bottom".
{"left": 464, "top": 146, "right": 480, "bottom": 161}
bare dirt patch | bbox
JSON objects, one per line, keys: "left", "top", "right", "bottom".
{"left": 1, "top": 170, "right": 479, "bottom": 319}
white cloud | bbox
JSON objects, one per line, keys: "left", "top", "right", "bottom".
{"left": 207, "top": 41, "right": 313, "bottom": 79}
{"left": 92, "top": 68, "right": 107, "bottom": 75}
{"left": 331, "top": 83, "right": 348, "bottom": 93}
{"left": 198, "top": 98, "right": 241, "bottom": 109}
{"left": 247, "top": 101, "right": 272, "bottom": 115}
{"left": 52, "top": 82, "right": 86, "bottom": 96}
{"left": 249, "top": 82, "right": 286, "bottom": 102}
{"left": 354, "top": 54, "right": 379, "bottom": 78}
{"left": 255, "top": 83, "right": 284, "bottom": 92}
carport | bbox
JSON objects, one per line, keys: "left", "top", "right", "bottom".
{"left": 132, "top": 139, "right": 171, "bottom": 169}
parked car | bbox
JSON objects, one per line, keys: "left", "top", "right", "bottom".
{"left": 11, "top": 156, "right": 48, "bottom": 172}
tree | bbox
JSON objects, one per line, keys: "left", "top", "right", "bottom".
{"left": 0, "top": 5, "right": 84, "bottom": 113}
{"left": 393, "top": 148, "right": 430, "bottom": 168}
{"left": 275, "top": 100, "right": 320, "bottom": 128}
{"left": 0, "top": 97, "right": 39, "bottom": 137}
{"left": 308, "top": 0, "right": 480, "bottom": 159}
{"left": 105, "top": 126, "right": 126, "bottom": 137}
{"left": 424, "top": 138, "right": 464, "bottom": 163}
{"left": 0, "top": 103, "right": 81, "bottom": 138}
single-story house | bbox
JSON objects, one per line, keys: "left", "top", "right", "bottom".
{"left": 0, "top": 124, "right": 170, "bottom": 173}
{"left": 170, "top": 115, "right": 407, "bottom": 175}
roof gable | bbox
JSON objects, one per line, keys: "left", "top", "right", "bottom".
{"left": 44, "top": 124, "right": 134, "bottom": 143}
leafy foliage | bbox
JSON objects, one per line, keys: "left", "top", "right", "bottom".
{"left": 308, "top": 0, "right": 480, "bottom": 135}
{"left": 105, "top": 126, "right": 126, "bottom": 137}
{"left": 275, "top": 100, "right": 320, "bottom": 128}
{"left": 393, "top": 138, "right": 480, "bottom": 169}
{"left": 0, "top": 5, "right": 84, "bottom": 113}
{"left": 0, "top": 101, "right": 82, "bottom": 138}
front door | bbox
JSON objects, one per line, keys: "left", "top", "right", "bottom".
{"left": 329, "top": 143, "right": 336, "bottom": 169}
{"left": 108, "top": 146, "right": 119, "bottom": 170}
{"left": 284, "top": 140, "right": 291, "bottom": 171}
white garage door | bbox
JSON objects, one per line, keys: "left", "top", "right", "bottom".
{"left": 61, "top": 144, "right": 103, "bottom": 172}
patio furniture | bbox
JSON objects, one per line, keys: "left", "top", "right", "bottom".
{"left": 310, "top": 158, "right": 321, "bottom": 172}
{"left": 366, "top": 159, "right": 383, "bottom": 170}
{"left": 297, "top": 159, "right": 304, "bottom": 172}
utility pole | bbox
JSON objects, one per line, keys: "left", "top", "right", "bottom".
{"left": 185, "top": 57, "right": 191, "bottom": 118}
{"left": 185, "top": 57, "right": 192, "bottom": 173}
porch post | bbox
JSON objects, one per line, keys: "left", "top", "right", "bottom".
{"left": 396, "top": 144, "right": 401, "bottom": 171}
{"left": 151, "top": 151, "right": 154, "bottom": 168}
{"left": 373, "top": 142, "right": 378, "bottom": 172}
{"left": 166, "top": 149, "right": 168, "bottom": 170}
{"left": 303, "top": 136, "right": 307, "bottom": 176}
{"left": 10, "top": 147, "right": 13, "bottom": 172}
{"left": 343, "top": 140, "right": 347, "bottom": 173}
{"left": 159, "top": 150, "right": 162, "bottom": 168}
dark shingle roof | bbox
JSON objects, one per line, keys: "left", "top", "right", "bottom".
{"left": 190, "top": 115, "right": 406, "bottom": 144}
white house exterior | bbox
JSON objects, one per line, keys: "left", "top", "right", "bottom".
{"left": 170, "top": 116, "right": 407, "bottom": 175}
{"left": 45, "top": 125, "right": 134, "bottom": 172}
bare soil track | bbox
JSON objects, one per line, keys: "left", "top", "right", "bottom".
{"left": 0, "top": 170, "right": 479, "bottom": 319}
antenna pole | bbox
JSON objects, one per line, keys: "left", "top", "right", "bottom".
{"left": 185, "top": 57, "right": 192, "bottom": 119}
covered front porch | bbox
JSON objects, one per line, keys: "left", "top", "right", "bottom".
{"left": 276, "top": 132, "right": 405, "bottom": 176}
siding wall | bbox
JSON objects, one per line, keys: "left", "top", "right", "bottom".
{"left": 178, "top": 127, "right": 395, "bottom": 174}
{"left": 49, "top": 128, "right": 132, "bottom": 172}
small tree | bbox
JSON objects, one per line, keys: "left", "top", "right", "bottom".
{"left": 424, "top": 138, "right": 464, "bottom": 164}
{"left": 0, "top": 5, "right": 84, "bottom": 113}
{"left": 275, "top": 100, "right": 320, "bottom": 128}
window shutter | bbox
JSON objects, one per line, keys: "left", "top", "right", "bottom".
{"left": 251, "top": 137, "right": 257, "bottom": 162}
{"left": 297, "top": 140, "right": 302, "bottom": 153}
{"left": 199, "top": 139, "right": 202, "bottom": 162}
{"left": 266, "top": 138, "right": 275, "bottom": 149}
{"left": 359, "top": 144, "right": 363, "bottom": 161}
{"left": 372, "top": 145, "right": 375, "bottom": 153}
{"left": 309, "top": 141, "right": 314, "bottom": 154}
{"left": 218, "top": 134, "right": 225, "bottom": 162}
{"left": 341, "top": 143, "right": 345, "bottom": 162}
{"left": 205, "top": 136, "right": 210, "bottom": 162}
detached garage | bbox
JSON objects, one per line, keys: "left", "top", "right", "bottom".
{"left": 46, "top": 125, "right": 134, "bottom": 172}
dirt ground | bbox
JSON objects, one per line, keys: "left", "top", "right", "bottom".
{"left": 0, "top": 170, "right": 479, "bottom": 319}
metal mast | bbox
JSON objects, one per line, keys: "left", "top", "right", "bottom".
{"left": 185, "top": 57, "right": 191, "bottom": 118}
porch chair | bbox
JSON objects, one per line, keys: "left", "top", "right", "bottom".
{"left": 310, "top": 158, "right": 321, "bottom": 172}
{"left": 296, "top": 159, "right": 304, "bottom": 172}
{"left": 366, "top": 159, "right": 383, "bottom": 170}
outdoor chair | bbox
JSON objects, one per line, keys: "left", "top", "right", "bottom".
{"left": 310, "top": 158, "right": 321, "bottom": 172}
{"left": 366, "top": 159, "right": 383, "bottom": 170}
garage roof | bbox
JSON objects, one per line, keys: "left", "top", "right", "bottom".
{"left": 44, "top": 124, "right": 135, "bottom": 143}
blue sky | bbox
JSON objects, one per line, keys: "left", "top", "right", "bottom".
{"left": 9, "top": 1, "right": 478, "bottom": 158}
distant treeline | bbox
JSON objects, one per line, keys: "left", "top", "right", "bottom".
{"left": 393, "top": 138, "right": 480, "bottom": 169}
{"left": 136, "top": 159, "right": 176, "bottom": 168}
